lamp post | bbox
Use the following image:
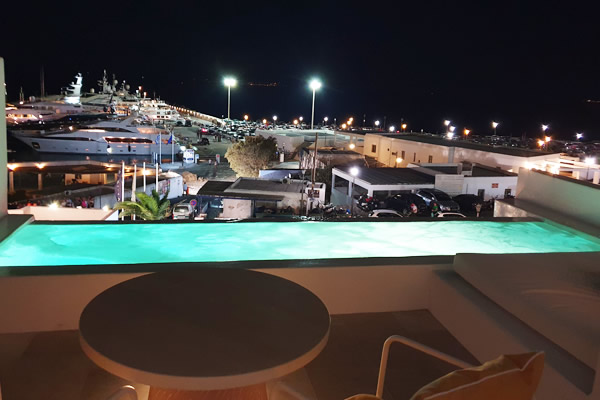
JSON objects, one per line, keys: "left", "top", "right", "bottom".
{"left": 349, "top": 167, "right": 359, "bottom": 217}
{"left": 273, "top": 115, "right": 277, "bottom": 127}
{"left": 464, "top": 128, "right": 470, "bottom": 139}
{"left": 309, "top": 79, "right": 321, "bottom": 130}
{"left": 541, "top": 124, "right": 549, "bottom": 150}
{"left": 576, "top": 133, "right": 584, "bottom": 140}
{"left": 447, "top": 126, "right": 456, "bottom": 139}
{"left": 375, "top": 120, "right": 380, "bottom": 130}
{"left": 389, "top": 126, "right": 396, "bottom": 133}
{"left": 492, "top": 121, "right": 499, "bottom": 136}
{"left": 444, "top": 120, "right": 451, "bottom": 135}
{"left": 223, "top": 77, "right": 237, "bottom": 120}
{"left": 395, "top": 157, "right": 403, "bottom": 168}
{"left": 401, "top": 123, "right": 407, "bottom": 132}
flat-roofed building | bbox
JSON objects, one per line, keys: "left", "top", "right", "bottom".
{"left": 363, "top": 133, "right": 561, "bottom": 171}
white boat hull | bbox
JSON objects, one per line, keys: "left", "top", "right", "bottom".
{"left": 15, "top": 135, "right": 176, "bottom": 156}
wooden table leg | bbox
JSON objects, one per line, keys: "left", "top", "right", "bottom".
{"left": 148, "top": 383, "right": 267, "bottom": 400}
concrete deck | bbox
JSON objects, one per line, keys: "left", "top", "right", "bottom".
{"left": 0, "top": 311, "right": 475, "bottom": 400}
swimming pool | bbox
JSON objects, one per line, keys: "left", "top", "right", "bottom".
{"left": 0, "top": 220, "right": 599, "bottom": 267}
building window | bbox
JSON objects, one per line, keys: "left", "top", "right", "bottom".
{"left": 428, "top": 155, "right": 433, "bottom": 163}
{"left": 504, "top": 188, "right": 512, "bottom": 197}
{"left": 371, "top": 144, "right": 377, "bottom": 153}
{"left": 401, "top": 150, "right": 405, "bottom": 159}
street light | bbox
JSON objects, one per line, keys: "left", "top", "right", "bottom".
{"left": 389, "top": 126, "right": 395, "bottom": 132}
{"left": 223, "top": 77, "right": 237, "bottom": 120}
{"left": 309, "top": 79, "right": 322, "bottom": 130}
{"left": 542, "top": 124, "right": 549, "bottom": 132}
{"left": 492, "top": 121, "right": 499, "bottom": 135}
{"left": 342, "top": 123, "right": 347, "bottom": 129}
{"left": 299, "top": 116, "right": 304, "bottom": 122}
{"left": 447, "top": 126, "right": 456, "bottom": 139}
{"left": 576, "top": 133, "right": 584, "bottom": 140}
{"left": 273, "top": 115, "right": 278, "bottom": 126}
{"left": 401, "top": 123, "right": 407, "bottom": 132}
{"left": 349, "top": 143, "right": 356, "bottom": 150}
{"left": 375, "top": 120, "right": 380, "bottom": 129}
{"left": 262, "top": 118, "right": 267, "bottom": 124}
{"left": 464, "top": 128, "right": 471, "bottom": 138}
{"left": 293, "top": 119, "right": 299, "bottom": 125}
{"left": 395, "top": 157, "right": 403, "bottom": 168}
{"left": 349, "top": 167, "right": 359, "bottom": 217}
{"left": 324, "top": 116, "right": 329, "bottom": 123}
{"left": 243, "top": 114, "right": 249, "bottom": 121}
{"left": 444, "top": 120, "right": 451, "bottom": 135}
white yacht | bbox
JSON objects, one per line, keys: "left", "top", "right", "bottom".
{"left": 138, "top": 99, "right": 183, "bottom": 123}
{"left": 5, "top": 73, "right": 102, "bottom": 124}
{"left": 12, "top": 118, "right": 180, "bottom": 156}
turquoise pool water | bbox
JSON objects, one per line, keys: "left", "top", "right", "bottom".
{"left": 0, "top": 221, "right": 599, "bottom": 267}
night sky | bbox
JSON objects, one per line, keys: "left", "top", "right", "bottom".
{"left": 3, "top": 0, "right": 600, "bottom": 139}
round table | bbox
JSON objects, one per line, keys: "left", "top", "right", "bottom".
{"left": 79, "top": 268, "right": 330, "bottom": 400}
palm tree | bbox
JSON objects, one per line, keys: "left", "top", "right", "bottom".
{"left": 114, "top": 190, "right": 171, "bottom": 220}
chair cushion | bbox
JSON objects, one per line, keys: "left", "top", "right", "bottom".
{"left": 410, "top": 352, "right": 544, "bottom": 400}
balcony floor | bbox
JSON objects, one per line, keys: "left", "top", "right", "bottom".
{"left": 0, "top": 310, "right": 477, "bottom": 400}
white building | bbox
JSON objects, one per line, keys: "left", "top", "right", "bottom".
{"left": 362, "top": 133, "right": 562, "bottom": 171}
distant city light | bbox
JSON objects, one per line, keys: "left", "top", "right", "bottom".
{"left": 309, "top": 79, "right": 322, "bottom": 91}
{"left": 541, "top": 124, "right": 549, "bottom": 132}
{"left": 243, "top": 114, "right": 249, "bottom": 121}
{"left": 585, "top": 157, "right": 596, "bottom": 165}
{"left": 299, "top": 116, "right": 304, "bottom": 122}
{"left": 576, "top": 133, "right": 584, "bottom": 140}
{"left": 324, "top": 117, "right": 329, "bottom": 122}
{"left": 342, "top": 123, "right": 348, "bottom": 129}
{"left": 350, "top": 167, "right": 359, "bottom": 176}
{"left": 389, "top": 126, "right": 395, "bottom": 132}
{"left": 223, "top": 77, "right": 237, "bottom": 88}
{"left": 262, "top": 119, "right": 267, "bottom": 124}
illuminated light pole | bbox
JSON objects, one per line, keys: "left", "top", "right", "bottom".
{"left": 299, "top": 116, "right": 304, "bottom": 123}
{"left": 324, "top": 116, "right": 329, "bottom": 124}
{"left": 309, "top": 79, "right": 322, "bottom": 130}
{"left": 349, "top": 167, "right": 359, "bottom": 217}
{"left": 444, "top": 120, "right": 451, "bottom": 135}
{"left": 576, "top": 133, "right": 583, "bottom": 140}
{"left": 262, "top": 118, "right": 267, "bottom": 124}
{"left": 395, "top": 157, "right": 403, "bottom": 168}
{"left": 375, "top": 120, "right": 380, "bottom": 130}
{"left": 243, "top": 114, "right": 249, "bottom": 121}
{"left": 309, "top": 79, "right": 322, "bottom": 203}
{"left": 349, "top": 143, "right": 356, "bottom": 150}
{"left": 273, "top": 115, "right": 277, "bottom": 127}
{"left": 401, "top": 123, "right": 407, "bottom": 132}
{"left": 447, "top": 126, "right": 456, "bottom": 139}
{"left": 492, "top": 121, "right": 499, "bottom": 135}
{"left": 223, "top": 77, "right": 237, "bottom": 120}
{"left": 464, "top": 128, "right": 470, "bottom": 139}
{"left": 389, "top": 126, "right": 396, "bottom": 133}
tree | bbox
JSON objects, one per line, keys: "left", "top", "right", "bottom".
{"left": 114, "top": 190, "right": 171, "bottom": 220}
{"left": 225, "top": 136, "right": 277, "bottom": 177}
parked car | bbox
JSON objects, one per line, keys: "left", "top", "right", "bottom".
{"left": 386, "top": 193, "right": 428, "bottom": 215}
{"left": 368, "top": 209, "right": 403, "bottom": 218}
{"left": 452, "top": 194, "right": 483, "bottom": 212}
{"left": 436, "top": 212, "right": 466, "bottom": 219}
{"left": 416, "top": 189, "right": 460, "bottom": 212}
{"left": 199, "top": 137, "right": 210, "bottom": 146}
{"left": 172, "top": 202, "right": 195, "bottom": 220}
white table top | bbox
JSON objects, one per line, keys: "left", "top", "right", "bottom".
{"left": 79, "top": 268, "right": 330, "bottom": 390}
